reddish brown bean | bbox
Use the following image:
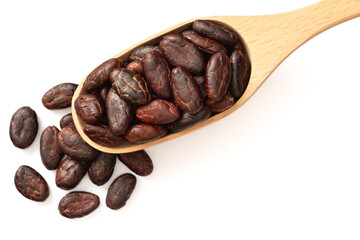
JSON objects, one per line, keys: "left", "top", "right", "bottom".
{"left": 124, "top": 123, "right": 167, "bottom": 143}
{"left": 194, "top": 75, "right": 207, "bottom": 98}
{"left": 105, "top": 88, "right": 132, "bottom": 135}
{"left": 136, "top": 99, "right": 180, "bottom": 124}
{"left": 205, "top": 51, "right": 231, "bottom": 101}
{"left": 83, "top": 58, "right": 121, "bottom": 92}
{"left": 230, "top": 49, "right": 251, "bottom": 98}
{"left": 74, "top": 94, "right": 104, "bottom": 124}
{"left": 143, "top": 51, "right": 172, "bottom": 99}
{"left": 106, "top": 173, "right": 136, "bottom": 210}
{"left": 42, "top": 83, "right": 78, "bottom": 109}
{"left": 40, "top": 126, "right": 64, "bottom": 170}
{"left": 14, "top": 165, "right": 49, "bottom": 202}
{"left": 207, "top": 92, "right": 235, "bottom": 113}
{"left": 170, "top": 106, "right": 212, "bottom": 133}
{"left": 171, "top": 67, "right": 203, "bottom": 114}
{"left": 55, "top": 156, "right": 88, "bottom": 190}
{"left": 126, "top": 61, "right": 144, "bottom": 75}
{"left": 118, "top": 150, "right": 153, "bottom": 176}
{"left": 89, "top": 152, "right": 116, "bottom": 186}
{"left": 57, "top": 125, "right": 99, "bottom": 161}
{"left": 129, "top": 45, "right": 162, "bottom": 62}
{"left": 83, "top": 123, "right": 125, "bottom": 147}
{"left": 9, "top": 106, "right": 38, "bottom": 149}
{"left": 59, "top": 113, "right": 73, "bottom": 129}
{"left": 58, "top": 192, "right": 100, "bottom": 218}
{"left": 110, "top": 68, "right": 151, "bottom": 105}
{"left": 192, "top": 20, "right": 238, "bottom": 45}
{"left": 99, "top": 84, "right": 111, "bottom": 102}
{"left": 160, "top": 34, "right": 205, "bottom": 73}
{"left": 182, "top": 30, "right": 227, "bottom": 54}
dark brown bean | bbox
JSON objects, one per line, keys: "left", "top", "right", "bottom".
{"left": 126, "top": 61, "right": 144, "bottom": 75}
{"left": 14, "top": 165, "right": 49, "bottom": 202}
{"left": 207, "top": 92, "right": 235, "bottom": 113}
{"left": 205, "top": 51, "right": 231, "bottom": 101}
{"left": 170, "top": 106, "right": 212, "bottom": 133}
{"left": 99, "top": 84, "right": 111, "bottom": 102}
{"left": 83, "top": 123, "right": 125, "bottom": 147}
{"left": 57, "top": 125, "right": 99, "bottom": 161}
{"left": 58, "top": 192, "right": 100, "bottom": 218}
{"left": 9, "top": 106, "right": 38, "bottom": 149}
{"left": 55, "top": 156, "right": 88, "bottom": 190}
{"left": 59, "top": 113, "right": 73, "bottom": 129}
{"left": 171, "top": 67, "right": 203, "bottom": 114}
{"left": 75, "top": 94, "right": 104, "bottom": 124}
{"left": 118, "top": 150, "right": 153, "bottom": 176}
{"left": 110, "top": 68, "right": 151, "bottom": 105}
{"left": 136, "top": 99, "right": 180, "bottom": 124}
{"left": 124, "top": 123, "right": 167, "bottom": 143}
{"left": 40, "top": 126, "right": 64, "bottom": 170}
{"left": 182, "top": 30, "right": 227, "bottom": 54}
{"left": 89, "top": 152, "right": 116, "bottom": 186}
{"left": 83, "top": 58, "right": 121, "bottom": 92}
{"left": 230, "top": 49, "right": 251, "bottom": 98}
{"left": 106, "top": 173, "right": 136, "bottom": 210}
{"left": 143, "top": 51, "right": 172, "bottom": 99}
{"left": 105, "top": 88, "right": 132, "bottom": 135}
{"left": 129, "top": 45, "right": 163, "bottom": 62}
{"left": 160, "top": 34, "right": 205, "bottom": 73}
{"left": 192, "top": 20, "right": 238, "bottom": 45}
{"left": 42, "top": 83, "right": 78, "bottom": 109}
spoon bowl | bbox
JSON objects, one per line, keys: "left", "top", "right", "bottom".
{"left": 72, "top": 0, "right": 360, "bottom": 153}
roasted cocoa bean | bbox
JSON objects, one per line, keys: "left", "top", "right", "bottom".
{"left": 182, "top": 30, "right": 227, "bottom": 54}
{"left": 40, "top": 126, "right": 64, "bottom": 170}
{"left": 58, "top": 191, "right": 100, "bottom": 218}
{"left": 143, "top": 51, "right": 172, "bottom": 99}
{"left": 110, "top": 68, "right": 151, "bottom": 105}
{"left": 83, "top": 58, "right": 120, "bottom": 92}
{"left": 105, "top": 88, "right": 132, "bottom": 135}
{"left": 118, "top": 150, "right": 153, "bottom": 176}
{"left": 42, "top": 83, "right": 78, "bottom": 109}
{"left": 14, "top": 165, "right": 49, "bottom": 202}
{"left": 170, "top": 106, "right": 211, "bottom": 133}
{"left": 194, "top": 75, "right": 207, "bottom": 98}
{"left": 83, "top": 123, "right": 125, "bottom": 147}
{"left": 124, "top": 123, "right": 167, "bottom": 143}
{"left": 55, "top": 156, "right": 88, "bottom": 190}
{"left": 89, "top": 152, "right": 116, "bottom": 186}
{"left": 207, "top": 92, "right": 234, "bottom": 113}
{"left": 230, "top": 49, "right": 251, "bottom": 98}
{"left": 75, "top": 94, "right": 104, "bottom": 124}
{"left": 192, "top": 20, "right": 238, "bottom": 45}
{"left": 129, "top": 45, "right": 162, "bottom": 62}
{"left": 59, "top": 113, "right": 73, "bottom": 129}
{"left": 205, "top": 51, "right": 231, "bottom": 101}
{"left": 106, "top": 173, "right": 136, "bottom": 210}
{"left": 136, "top": 99, "right": 180, "bottom": 124}
{"left": 171, "top": 67, "right": 203, "bottom": 114}
{"left": 160, "top": 34, "right": 205, "bottom": 73}
{"left": 126, "top": 61, "right": 144, "bottom": 75}
{"left": 9, "top": 106, "right": 38, "bottom": 149}
{"left": 57, "top": 125, "right": 99, "bottom": 161}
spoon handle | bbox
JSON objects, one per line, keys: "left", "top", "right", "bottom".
{"left": 232, "top": 0, "right": 360, "bottom": 81}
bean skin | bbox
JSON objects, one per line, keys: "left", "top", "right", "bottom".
{"left": 74, "top": 94, "right": 104, "bottom": 124}
{"left": 124, "top": 123, "right": 167, "bottom": 143}
{"left": 42, "top": 83, "right": 78, "bottom": 109}
{"left": 205, "top": 51, "right": 231, "bottom": 101}
{"left": 59, "top": 113, "right": 73, "bottom": 129}
{"left": 55, "top": 156, "right": 88, "bottom": 190}
{"left": 83, "top": 123, "right": 125, "bottom": 147}
{"left": 192, "top": 20, "right": 238, "bottom": 45}
{"left": 40, "top": 126, "right": 64, "bottom": 170}
{"left": 89, "top": 152, "right": 116, "bottom": 186}
{"left": 58, "top": 192, "right": 100, "bottom": 218}
{"left": 182, "top": 30, "right": 227, "bottom": 54}
{"left": 207, "top": 92, "right": 235, "bottom": 113}
{"left": 118, "top": 150, "right": 153, "bottom": 176}
{"left": 136, "top": 99, "right": 180, "bottom": 124}
{"left": 171, "top": 67, "right": 203, "bottom": 114}
{"left": 230, "top": 49, "right": 251, "bottom": 98}
{"left": 169, "top": 106, "right": 211, "bottom": 133}
{"left": 106, "top": 173, "right": 136, "bottom": 210}
{"left": 14, "top": 165, "right": 49, "bottom": 202}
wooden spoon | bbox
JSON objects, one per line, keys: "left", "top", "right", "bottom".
{"left": 72, "top": 0, "right": 360, "bottom": 153}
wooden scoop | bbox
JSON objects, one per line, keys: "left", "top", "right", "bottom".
{"left": 72, "top": 0, "right": 360, "bottom": 153}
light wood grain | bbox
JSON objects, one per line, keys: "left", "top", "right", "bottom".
{"left": 72, "top": 0, "right": 360, "bottom": 153}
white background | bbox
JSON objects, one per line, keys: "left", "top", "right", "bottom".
{"left": 1, "top": 0, "right": 359, "bottom": 239}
